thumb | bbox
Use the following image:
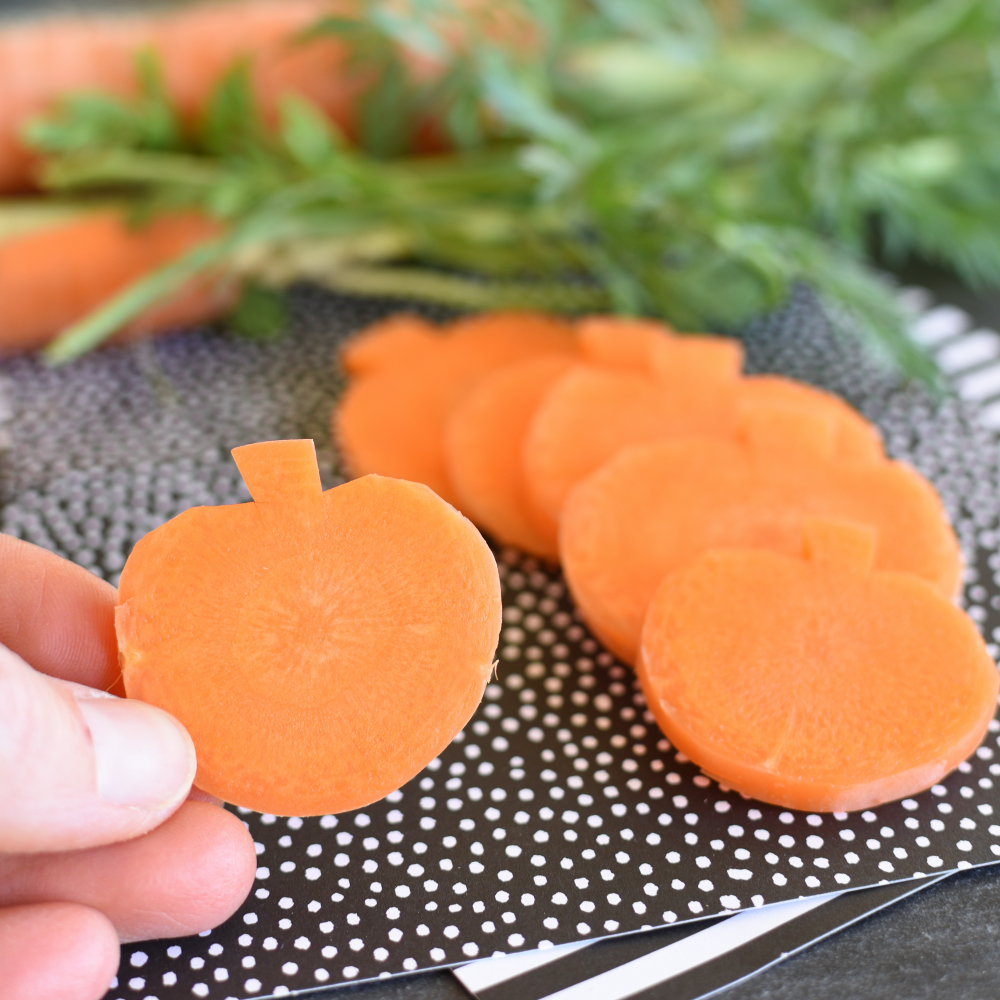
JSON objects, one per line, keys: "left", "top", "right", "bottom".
{"left": 0, "top": 643, "right": 196, "bottom": 853}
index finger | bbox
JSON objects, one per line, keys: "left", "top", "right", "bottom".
{"left": 0, "top": 533, "right": 120, "bottom": 694}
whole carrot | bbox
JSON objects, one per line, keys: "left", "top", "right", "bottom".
{"left": 0, "top": 211, "right": 232, "bottom": 352}
{"left": 0, "top": 0, "right": 352, "bottom": 192}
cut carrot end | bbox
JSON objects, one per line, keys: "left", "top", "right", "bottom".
{"left": 802, "top": 518, "right": 877, "bottom": 574}
{"left": 232, "top": 439, "right": 322, "bottom": 503}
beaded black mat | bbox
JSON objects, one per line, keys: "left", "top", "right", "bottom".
{"left": 3, "top": 287, "right": 1000, "bottom": 999}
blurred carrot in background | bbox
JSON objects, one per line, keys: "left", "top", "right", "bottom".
{"left": 4, "top": 0, "right": 1000, "bottom": 376}
{"left": 0, "top": 0, "right": 352, "bottom": 192}
{"left": 0, "top": 210, "right": 230, "bottom": 351}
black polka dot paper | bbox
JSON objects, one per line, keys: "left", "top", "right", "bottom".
{"left": 4, "top": 287, "right": 1000, "bottom": 999}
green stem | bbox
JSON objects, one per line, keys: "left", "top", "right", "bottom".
{"left": 40, "top": 150, "right": 223, "bottom": 192}
{"left": 317, "top": 265, "right": 611, "bottom": 313}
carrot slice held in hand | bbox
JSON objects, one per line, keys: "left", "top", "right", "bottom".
{"left": 637, "top": 518, "right": 998, "bottom": 812}
{"left": 334, "top": 311, "right": 576, "bottom": 507}
{"left": 561, "top": 409, "right": 959, "bottom": 664}
{"left": 446, "top": 354, "right": 575, "bottom": 558}
{"left": 116, "top": 439, "right": 502, "bottom": 816}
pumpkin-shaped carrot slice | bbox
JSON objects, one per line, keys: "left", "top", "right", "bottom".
{"left": 116, "top": 439, "right": 502, "bottom": 816}
{"left": 737, "top": 375, "right": 882, "bottom": 464}
{"left": 576, "top": 315, "right": 677, "bottom": 370}
{"left": 561, "top": 409, "right": 960, "bottom": 664}
{"left": 522, "top": 338, "right": 745, "bottom": 531}
{"left": 523, "top": 347, "right": 882, "bottom": 533}
{"left": 339, "top": 313, "right": 443, "bottom": 377}
{"left": 446, "top": 354, "right": 575, "bottom": 558}
{"left": 637, "top": 518, "right": 998, "bottom": 812}
{"left": 335, "top": 311, "right": 576, "bottom": 507}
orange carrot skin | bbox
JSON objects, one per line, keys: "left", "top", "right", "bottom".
{"left": 637, "top": 521, "right": 998, "bottom": 812}
{"left": 0, "top": 0, "right": 353, "bottom": 193}
{"left": 0, "top": 211, "right": 232, "bottom": 352}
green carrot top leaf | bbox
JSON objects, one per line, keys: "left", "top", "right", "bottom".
{"left": 26, "top": 0, "right": 1000, "bottom": 380}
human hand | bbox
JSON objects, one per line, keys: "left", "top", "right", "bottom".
{"left": 0, "top": 534, "right": 257, "bottom": 1000}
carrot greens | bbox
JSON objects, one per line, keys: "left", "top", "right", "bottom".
{"left": 24, "top": 0, "right": 1000, "bottom": 377}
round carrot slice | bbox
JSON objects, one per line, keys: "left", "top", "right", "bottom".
{"left": 637, "top": 518, "right": 998, "bottom": 812}
{"left": 117, "top": 439, "right": 502, "bottom": 816}
{"left": 446, "top": 354, "right": 575, "bottom": 558}
{"left": 335, "top": 311, "right": 575, "bottom": 507}
{"left": 339, "top": 313, "right": 442, "bottom": 376}
{"left": 561, "top": 411, "right": 960, "bottom": 664}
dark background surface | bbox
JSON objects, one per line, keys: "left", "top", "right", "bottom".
{"left": 5, "top": 0, "right": 1000, "bottom": 994}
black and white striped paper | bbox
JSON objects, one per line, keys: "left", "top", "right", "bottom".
{"left": 455, "top": 876, "right": 950, "bottom": 1000}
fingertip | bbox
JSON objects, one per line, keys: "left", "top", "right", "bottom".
{"left": 187, "top": 801, "right": 259, "bottom": 908}
{"left": 0, "top": 649, "right": 196, "bottom": 853}
{"left": 119, "top": 801, "right": 257, "bottom": 942}
{"left": 0, "top": 802, "right": 259, "bottom": 945}
{"left": 0, "top": 902, "right": 119, "bottom": 1000}
{"left": 75, "top": 694, "right": 196, "bottom": 810}
{"left": 0, "top": 534, "right": 120, "bottom": 692}
{"left": 172, "top": 802, "right": 259, "bottom": 936}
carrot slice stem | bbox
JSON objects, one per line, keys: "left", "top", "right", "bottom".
{"left": 232, "top": 440, "right": 322, "bottom": 502}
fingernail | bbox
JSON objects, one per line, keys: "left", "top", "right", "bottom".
{"left": 76, "top": 696, "right": 196, "bottom": 809}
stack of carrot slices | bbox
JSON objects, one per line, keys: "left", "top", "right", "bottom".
{"left": 334, "top": 311, "right": 998, "bottom": 812}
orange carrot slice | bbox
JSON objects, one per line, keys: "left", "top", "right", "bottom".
{"left": 637, "top": 518, "right": 998, "bottom": 812}
{"left": 523, "top": 343, "right": 744, "bottom": 531}
{"left": 116, "top": 439, "right": 502, "bottom": 816}
{"left": 334, "top": 311, "right": 576, "bottom": 507}
{"left": 0, "top": 211, "right": 230, "bottom": 351}
{"left": 339, "top": 314, "right": 442, "bottom": 377}
{"left": 737, "top": 375, "right": 882, "bottom": 464}
{"left": 524, "top": 354, "right": 881, "bottom": 530}
{"left": 649, "top": 335, "right": 744, "bottom": 385}
{"left": 561, "top": 413, "right": 960, "bottom": 664}
{"left": 576, "top": 315, "right": 676, "bottom": 371}
{"left": 446, "top": 354, "right": 575, "bottom": 558}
